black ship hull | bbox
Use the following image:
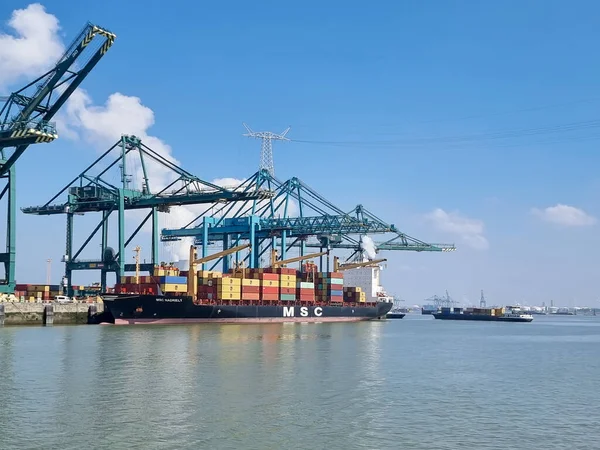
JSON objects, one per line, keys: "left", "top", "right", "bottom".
{"left": 433, "top": 313, "right": 533, "bottom": 323}
{"left": 98, "top": 294, "right": 393, "bottom": 325}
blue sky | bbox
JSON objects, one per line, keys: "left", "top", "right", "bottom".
{"left": 0, "top": 1, "right": 599, "bottom": 306}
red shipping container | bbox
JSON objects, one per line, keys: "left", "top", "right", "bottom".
{"left": 299, "top": 296, "right": 315, "bottom": 301}
{"left": 260, "top": 293, "right": 279, "bottom": 301}
{"left": 243, "top": 293, "right": 260, "bottom": 301}
{"left": 242, "top": 286, "right": 260, "bottom": 294}
{"left": 280, "top": 287, "right": 295, "bottom": 295}
{"left": 297, "top": 288, "right": 314, "bottom": 295}
{"left": 259, "top": 273, "right": 279, "bottom": 280}
{"left": 259, "top": 286, "right": 279, "bottom": 294}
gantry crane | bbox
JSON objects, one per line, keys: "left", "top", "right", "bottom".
{"left": 161, "top": 169, "right": 452, "bottom": 272}
{"left": 187, "top": 243, "right": 251, "bottom": 296}
{"left": 0, "top": 22, "right": 115, "bottom": 292}
{"left": 23, "top": 135, "right": 273, "bottom": 295}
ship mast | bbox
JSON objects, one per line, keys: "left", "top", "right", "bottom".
{"left": 133, "top": 246, "right": 141, "bottom": 284}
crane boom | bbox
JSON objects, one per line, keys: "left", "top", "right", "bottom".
{"left": 333, "top": 256, "right": 387, "bottom": 272}
{"left": 187, "top": 244, "right": 251, "bottom": 296}
{"left": 0, "top": 22, "right": 116, "bottom": 173}
{"left": 270, "top": 250, "right": 328, "bottom": 268}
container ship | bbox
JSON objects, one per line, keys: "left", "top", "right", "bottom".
{"left": 433, "top": 306, "right": 533, "bottom": 323}
{"left": 421, "top": 304, "right": 437, "bottom": 315}
{"left": 96, "top": 245, "right": 393, "bottom": 325}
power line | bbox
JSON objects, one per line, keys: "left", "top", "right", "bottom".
{"left": 291, "top": 119, "right": 600, "bottom": 148}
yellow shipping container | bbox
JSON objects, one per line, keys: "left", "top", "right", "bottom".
{"left": 30, "top": 285, "right": 50, "bottom": 292}
{"left": 359, "top": 292, "right": 366, "bottom": 301}
{"left": 279, "top": 281, "right": 295, "bottom": 288}
{"left": 161, "top": 283, "right": 186, "bottom": 292}
{"left": 261, "top": 280, "right": 279, "bottom": 287}
{"left": 242, "top": 278, "right": 259, "bottom": 287}
{"left": 280, "top": 274, "right": 296, "bottom": 282}
{"left": 207, "top": 272, "right": 223, "bottom": 279}
{"left": 217, "top": 286, "right": 241, "bottom": 294}
{"left": 219, "top": 292, "right": 241, "bottom": 300}
{"left": 217, "top": 278, "right": 241, "bottom": 286}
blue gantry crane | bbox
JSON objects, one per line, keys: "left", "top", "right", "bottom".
{"left": 305, "top": 204, "right": 456, "bottom": 260}
{"left": 22, "top": 135, "right": 273, "bottom": 294}
{"left": 161, "top": 168, "right": 455, "bottom": 271}
{"left": 0, "top": 22, "right": 116, "bottom": 293}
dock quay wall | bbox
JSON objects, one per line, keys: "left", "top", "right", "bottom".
{"left": 0, "top": 302, "right": 104, "bottom": 325}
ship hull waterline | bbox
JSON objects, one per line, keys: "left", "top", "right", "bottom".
{"left": 98, "top": 294, "right": 394, "bottom": 325}
{"left": 433, "top": 313, "right": 533, "bottom": 323}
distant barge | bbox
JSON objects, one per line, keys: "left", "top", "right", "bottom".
{"left": 433, "top": 306, "right": 533, "bottom": 323}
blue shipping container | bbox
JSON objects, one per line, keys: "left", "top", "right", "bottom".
{"left": 159, "top": 276, "right": 188, "bottom": 284}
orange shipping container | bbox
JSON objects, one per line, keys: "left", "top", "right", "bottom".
{"left": 242, "top": 286, "right": 260, "bottom": 294}
{"left": 280, "top": 287, "right": 295, "bottom": 295}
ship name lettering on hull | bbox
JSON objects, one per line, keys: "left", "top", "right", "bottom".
{"left": 283, "top": 306, "right": 323, "bottom": 317}
{"left": 156, "top": 298, "right": 184, "bottom": 303}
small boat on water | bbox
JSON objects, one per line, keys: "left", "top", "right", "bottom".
{"left": 387, "top": 299, "right": 406, "bottom": 319}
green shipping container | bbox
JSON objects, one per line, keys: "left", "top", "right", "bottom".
{"left": 280, "top": 294, "right": 296, "bottom": 301}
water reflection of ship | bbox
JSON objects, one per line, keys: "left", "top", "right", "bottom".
{"left": 422, "top": 290, "right": 456, "bottom": 315}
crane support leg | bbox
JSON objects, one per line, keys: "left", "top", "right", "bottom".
{"left": 249, "top": 222, "right": 257, "bottom": 269}
{"left": 101, "top": 210, "right": 109, "bottom": 292}
{"left": 118, "top": 192, "right": 125, "bottom": 278}
{"left": 65, "top": 213, "right": 73, "bottom": 296}
{"left": 280, "top": 230, "right": 287, "bottom": 261}
{"left": 222, "top": 235, "right": 231, "bottom": 273}
{"left": 300, "top": 240, "right": 306, "bottom": 272}
{"left": 0, "top": 165, "right": 16, "bottom": 293}
{"left": 151, "top": 208, "right": 159, "bottom": 266}
{"left": 202, "top": 219, "right": 209, "bottom": 262}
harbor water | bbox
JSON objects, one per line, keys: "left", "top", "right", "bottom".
{"left": 1, "top": 315, "right": 599, "bottom": 449}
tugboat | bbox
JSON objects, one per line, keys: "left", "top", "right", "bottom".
{"left": 387, "top": 298, "right": 406, "bottom": 319}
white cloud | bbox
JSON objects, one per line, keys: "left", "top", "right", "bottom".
{"left": 425, "top": 208, "right": 488, "bottom": 250}
{"left": 0, "top": 3, "right": 64, "bottom": 90}
{"left": 532, "top": 204, "right": 596, "bottom": 227}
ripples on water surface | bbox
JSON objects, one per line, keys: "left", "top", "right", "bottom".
{"left": 1, "top": 315, "right": 599, "bottom": 449}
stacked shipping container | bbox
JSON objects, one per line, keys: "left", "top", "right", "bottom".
{"left": 315, "top": 272, "right": 344, "bottom": 303}
{"left": 14, "top": 284, "right": 98, "bottom": 302}
{"left": 343, "top": 286, "right": 367, "bottom": 303}
{"left": 115, "top": 266, "right": 382, "bottom": 305}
